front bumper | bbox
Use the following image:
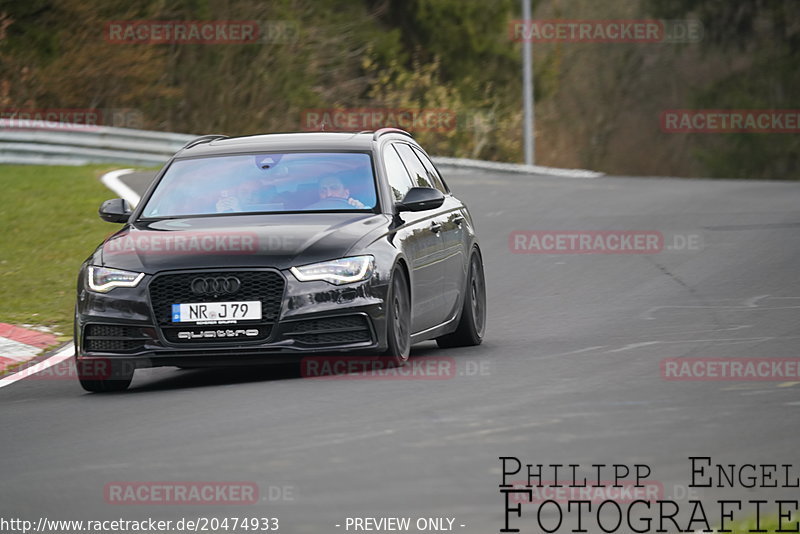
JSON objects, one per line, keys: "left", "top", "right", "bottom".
{"left": 75, "top": 267, "right": 390, "bottom": 369}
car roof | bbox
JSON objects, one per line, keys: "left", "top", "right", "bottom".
{"left": 175, "top": 131, "right": 414, "bottom": 158}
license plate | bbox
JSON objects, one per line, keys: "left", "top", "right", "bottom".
{"left": 171, "top": 301, "right": 262, "bottom": 322}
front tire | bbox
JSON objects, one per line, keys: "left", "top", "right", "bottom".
{"left": 383, "top": 267, "right": 411, "bottom": 366}
{"left": 436, "top": 249, "right": 486, "bottom": 348}
{"left": 77, "top": 358, "right": 134, "bottom": 392}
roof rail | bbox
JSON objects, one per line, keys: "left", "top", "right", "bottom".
{"left": 181, "top": 134, "right": 229, "bottom": 150}
{"left": 372, "top": 128, "right": 413, "bottom": 141}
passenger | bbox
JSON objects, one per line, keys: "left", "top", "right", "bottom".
{"left": 215, "top": 175, "right": 286, "bottom": 213}
{"left": 314, "top": 176, "right": 366, "bottom": 208}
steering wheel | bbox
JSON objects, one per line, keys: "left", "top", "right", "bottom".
{"left": 308, "top": 197, "right": 355, "bottom": 209}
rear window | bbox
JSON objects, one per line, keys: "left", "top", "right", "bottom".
{"left": 141, "top": 152, "right": 377, "bottom": 218}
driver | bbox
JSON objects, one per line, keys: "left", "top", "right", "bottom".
{"left": 317, "top": 176, "right": 365, "bottom": 208}
{"left": 215, "top": 175, "right": 285, "bottom": 213}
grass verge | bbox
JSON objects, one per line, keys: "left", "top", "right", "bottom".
{"left": 712, "top": 514, "right": 798, "bottom": 533}
{"left": 0, "top": 165, "right": 127, "bottom": 336}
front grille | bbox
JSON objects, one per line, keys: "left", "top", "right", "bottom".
{"left": 282, "top": 315, "right": 373, "bottom": 346}
{"left": 148, "top": 270, "right": 285, "bottom": 344}
{"left": 295, "top": 331, "right": 372, "bottom": 344}
{"left": 86, "top": 339, "right": 142, "bottom": 351}
{"left": 84, "top": 324, "right": 147, "bottom": 353}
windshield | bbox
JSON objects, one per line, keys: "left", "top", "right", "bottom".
{"left": 140, "top": 152, "right": 377, "bottom": 218}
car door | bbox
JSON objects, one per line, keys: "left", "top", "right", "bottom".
{"left": 410, "top": 145, "right": 469, "bottom": 322}
{"left": 382, "top": 143, "right": 446, "bottom": 334}
{"left": 392, "top": 143, "right": 455, "bottom": 327}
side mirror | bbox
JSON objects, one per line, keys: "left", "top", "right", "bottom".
{"left": 397, "top": 187, "right": 445, "bottom": 212}
{"left": 99, "top": 199, "right": 132, "bottom": 223}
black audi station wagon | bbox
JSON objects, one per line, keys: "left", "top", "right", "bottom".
{"left": 75, "top": 129, "right": 486, "bottom": 391}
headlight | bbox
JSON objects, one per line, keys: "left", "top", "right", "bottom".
{"left": 290, "top": 255, "right": 374, "bottom": 285}
{"left": 87, "top": 266, "right": 144, "bottom": 293}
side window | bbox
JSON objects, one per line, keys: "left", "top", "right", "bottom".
{"left": 411, "top": 146, "right": 448, "bottom": 193}
{"left": 382, "top": 144, "right": 414, "bottom": 202}
{"left": 394, "top": 143, "right": 433, "bottom": 189}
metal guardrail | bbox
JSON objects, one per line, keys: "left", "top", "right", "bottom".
{"left": 432, "top": 156, "right": 603, "bottom": 179}
{"left": 0, "top": 120, "right": 194, "bottom": 166}
{"left": 0, "top": 120, "right": 602, "bottom": 177}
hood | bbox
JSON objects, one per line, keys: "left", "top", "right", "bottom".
{"left": 95, "top": 213, "right": 389, "bottom": 273}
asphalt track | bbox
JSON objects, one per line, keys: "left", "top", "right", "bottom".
{"left": 1, "top": 168, "right": 799, "bottom": 533}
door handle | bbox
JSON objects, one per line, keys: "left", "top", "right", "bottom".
{"left": 430, "top": 222, "right": 443, "bottom": 234}
{"left": 453, "top": 216, "right": 465, "bottom": 226}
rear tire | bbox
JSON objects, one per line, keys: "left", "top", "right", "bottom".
{"left": 383, "top": 267, "right": 411, "bottom": 366}
{"left": 77, "top": 359, "right": 134, "bottom": 392}
{"left": 436, "top": 249, "right": 486, "bottom": 348}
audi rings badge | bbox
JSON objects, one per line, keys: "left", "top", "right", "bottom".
{"left": 190, "top": 276, "right": 241, "bottom": 295}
